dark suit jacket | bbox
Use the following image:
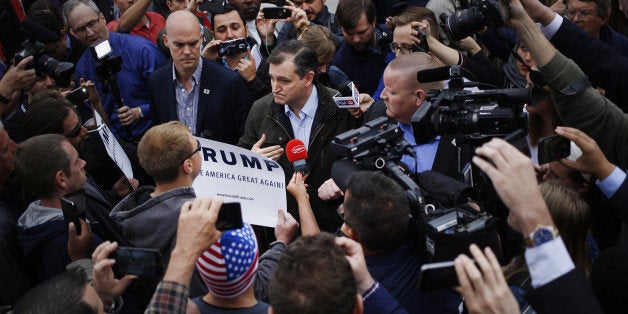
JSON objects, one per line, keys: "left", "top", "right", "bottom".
{"left": 525, "top": 269, "right": 603, "bottom": 314}
{"left": 148, "top": 58, "right": 253, "bottom": 145}
{"left": 607, "top": 173, "right": 628, "bottom": 249}
{"left": 364, "top": 100, "right": 471, "bottom": 180}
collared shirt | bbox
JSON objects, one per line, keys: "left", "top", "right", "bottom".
{"left": 399, "top": 122, "right": 440, "bottom": 173}
{"left": 146, "top": 281, "right": 189, "bottom": 314}
{"left": 284, "top": 86, "right": 318, "bottom": 148}
{"left": 106, "top": 11, "right": 166, "bottom": 44}
{"left": 173, "top": 60, "right": 202, "bottom": 134}
{"left": 74, "top": 31, "right": 167, "bottom": 140}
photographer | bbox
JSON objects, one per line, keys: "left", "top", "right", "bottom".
{"left": 63, "top": 0, "right": 167, "bottom": 141}
{"left": 0, "top": 56, "right": 37, "bottom": 115}
{"left": 201, "top": 4, "right": 271, "bottom": 101}
{"left": 337, "top": 171, "right": 461, "bottom": 313}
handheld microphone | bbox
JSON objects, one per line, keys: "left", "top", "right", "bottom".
{"left": 338, "top": 82, "right": 353, "bottom": 97}
{"left": 333, "top": 82, "right": 360, "bottom": 108}
{"left": 416, "top": 66, "right": 462, "bottom": 83}
{"left": 285, "top": 139, "right": 309, "bottom": 175}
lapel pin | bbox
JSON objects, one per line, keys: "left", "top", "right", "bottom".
{"left": 203, "top": 89, "right": 210, "bottom": 94}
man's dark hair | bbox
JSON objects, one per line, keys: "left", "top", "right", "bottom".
{"left": 336, "top": 0, "right": 376, "bottom": 31}
{"left": 344, "top": 171, "right": 410, "bottom": 251}
{"left": 13, "top": 134, "right": 71, "bottom": 199}
{"left": 12, "top": 268, "right": 96, "bottom": 314}
{"left": 268, "top": 40, "right": 318, "bottom": 80}
{"left": 22, "top": 90, "right": 74, "bottom": 139}
{"left": 210, "top": 3, "right": 246, "bottom": 29}
{"left": 269, "top": 233, "right": 356, "bottom": 314}
{"left": 28, "top": 9, "right": 64, "bottom": 40}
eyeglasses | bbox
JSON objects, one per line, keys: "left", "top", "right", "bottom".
{"left": 65, "top": 123, "right": 83, "bottom": 138}
{"left": 294, "top": 0, "right": 315, "bottom": 6}
{"left": 389, "top": 42, "right": 425, "bottom": 55}
{"left": 182, "top": 139, "right": 201, "bottom": 164}
{"left": 564, "top": 9, "right": 596, "bottom": 20}
{"left": 72, "top": 16, "right": 101, "bottom": 34}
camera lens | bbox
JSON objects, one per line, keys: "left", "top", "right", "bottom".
{"left": 38, "top": 54, "right": 75, "bottom": 88}
{"left": 444, "top": 7, "right": 486, "bottom": 41}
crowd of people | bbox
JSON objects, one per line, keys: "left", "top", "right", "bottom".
{"left": 0, "top": 0, "right": 627, "bottom": 312}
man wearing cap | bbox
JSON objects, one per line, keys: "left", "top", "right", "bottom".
{"left": 192, "top": 223, "right": 268, "bottom": 313}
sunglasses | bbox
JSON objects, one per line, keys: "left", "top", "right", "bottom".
{"left": 65, "top": 122, "right": 83, "bottom": 138}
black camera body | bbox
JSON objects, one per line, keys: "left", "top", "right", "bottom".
{"left": 14, "top": 39, "right": 75, "bottom": 88}
{"left": 412, "top": 84, "right": 529, "bottom": 143}
{"left": 218, "top": 38, "right": 248, "bottom": 58}
{"left": 440, "top": 0, "right": 506, "bottom": 41}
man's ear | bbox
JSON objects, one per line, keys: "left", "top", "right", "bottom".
{"left": 55, "top": 170, "right": 68, "bottom": 190}
{"left": 414, "top": 88, "right": 426, "bottom": 108}
{"left": 353, "top": 295, "right": 364, "bottom": 314}
{"left": 304, "top": 71, "right": 315, "bottom": 87}
{"left": 163, "top": 33, "right": 170, "bottom": 48}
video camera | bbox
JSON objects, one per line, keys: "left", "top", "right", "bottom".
{"left": 412, "top": 66, "right": 529, "bottom": 144}
{"left": 14, "top": 20, "right": 75, "bottom": 87}
{"left": 439, "top": 0, "right": 507, "bottom": 41}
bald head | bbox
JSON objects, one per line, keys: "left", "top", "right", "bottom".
{"left": 388, "top": 52, "right": 444, "bottom": 91}
{"left": 165, "top": 10, "right": 200, "bottom": 34}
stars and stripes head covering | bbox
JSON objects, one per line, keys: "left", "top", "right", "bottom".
{"left": 196, "top": 223, "right": 259, "bottom": 298}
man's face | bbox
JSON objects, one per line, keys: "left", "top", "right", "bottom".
{"left": 63, "top": 109, "right": 89, "bottom": 148}
{"left": 165, "top": 21, "right": 202, "bottom": 74}
{"left": 342, "top": 12, "right": 375, "bottom": 52}
{"left": 392, "top": 24, "right": 418, "bottom": 58}
{"left": 269, "top": 59, "right": 313, "bottom": 106}
{"left": 167, "top": 0, "right": 189, "bottom": 11}
{"left": 381, "top": 68, "right": 422, "bottom": 124}
{"left": 567, "top": 0, "right": 607, "bottom": 37}
{"left": 61, "top": 140, "right": 86, "bottom": 194}
{"left": 67, "top": 3, "right": 109, "bottom": 46}
{"left": 294, "top": 0, "right": 325, "bottom": 21}
{"left": 232, "top": 0, "right": 261, "bottom": 21}
{"left": 31, "top": 74, "right": 56, "bottom": 94}
{"left": 44, "top": 34, "right": 68, "bottom": 61}
{"left": 0, "top": 129, "right": 17, "bottom": 186}
{"left": 213, "top": 10, "right": 247, "bottom": 41}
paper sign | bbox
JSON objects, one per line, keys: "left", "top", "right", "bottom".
{"left": 92, "top": 111, "right": 134, "bottom": 179}
{"left": 192, "top": 137, "right": 287, "bottom": 228}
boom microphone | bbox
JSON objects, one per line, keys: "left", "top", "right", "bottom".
{"left": 416, "top": 66, "right": 462, "bottom": 83}
{"left": 285, "top": 139, "right": 309, "bottom": 175}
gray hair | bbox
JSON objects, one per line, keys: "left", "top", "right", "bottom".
{"left": 62, "top": 0, "right": 100, "bottom": 27}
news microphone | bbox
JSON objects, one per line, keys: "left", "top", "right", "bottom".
{"left": 285, "top": 139, "right": 309, "bottom": 175}
{"left": 338, "top": 82, "right": 354, "bottom": 97}
{"left": 22, "top": 18, "right": 60, "bottom": 43}
{"left": 416, "top": 66, "right": 462, "bottom": 83}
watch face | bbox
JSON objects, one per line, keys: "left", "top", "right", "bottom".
{"left": 533, "top": 228, "right": 555, "bottom": 246}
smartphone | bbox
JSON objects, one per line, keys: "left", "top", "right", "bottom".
{"left": 111, "top": 247, "right": 164, "bottom": 277}
{"left": 216, "top": 202, "right": 243, "bottom": 231}
{"left": 65, "top": 86, "right": 89, "bottom": 104}
{"left": 261, "top": 0, "right": 286, "bottom": 6}
{"left": 418, "top": 260, "right": 475, "bottom": 290}
{"left": 198, "top": 0, "right": 226, "bottom": 14}
{"left": 262, "top": 7, "right": 291, "bottom": 19}
{"left": 538, "top": 134, "right": 571, "bottom": 164}
{"left": 61, "top": 197, "right": 83, "bottom": 236}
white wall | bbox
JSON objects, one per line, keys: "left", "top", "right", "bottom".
{"left": 327, "top": 0, "right": 338, "bottom": 13}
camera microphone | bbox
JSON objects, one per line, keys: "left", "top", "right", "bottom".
{"left": 285, "top": 139, "right": 309, "bottom": 175}
{"left": 417, "top": 66, "right": 462, "bottom": 83}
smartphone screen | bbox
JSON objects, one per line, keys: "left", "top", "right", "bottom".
{"left": 262, "top": 7, "right": 291, "bottom": 19}
{"left": 111, "top": 247, "right": 163, "bottom": 277}
{"left": 216, "top": 202, "right": 243, "bottom": 231}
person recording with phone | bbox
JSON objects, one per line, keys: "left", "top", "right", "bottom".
{"left": 275, "top": 0, "right": 343, "bottom": 46}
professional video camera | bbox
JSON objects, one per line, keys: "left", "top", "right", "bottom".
{"left": 439, "top": 0, "right": 507, "bottom": 41}
{"left": 412, "top": 66, "right": 529, "bottom": 144}
{"left": 331, "top": 117, "right": 500, "bottom": 262}
{"left": 14, "top": 19, "right": 75, "bottom": 87}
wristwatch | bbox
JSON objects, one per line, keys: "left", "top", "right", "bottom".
{"left": 525, "top": 225, "right": 559, "bottom": 248}
{"left": 137, "top": 107, "right": 144, "bottom": 118}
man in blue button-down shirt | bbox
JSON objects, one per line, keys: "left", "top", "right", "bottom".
{"left": 63, "top": 0, "right": 167, "bottom": 141}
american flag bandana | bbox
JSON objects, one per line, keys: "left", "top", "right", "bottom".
{"left": 196, "top": 223, "right": 259, "bottom": 298}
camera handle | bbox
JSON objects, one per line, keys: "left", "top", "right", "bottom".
{"left": 95, "top": 59, "right": 134, "bottom": 142}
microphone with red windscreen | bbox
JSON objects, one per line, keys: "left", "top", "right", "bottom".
{"left": 285, "top": 139, "right": 309, "bottom": 175}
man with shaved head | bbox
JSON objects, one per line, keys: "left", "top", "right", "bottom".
{"left": 148, "top": 10, "right": 253, "bottom": 145}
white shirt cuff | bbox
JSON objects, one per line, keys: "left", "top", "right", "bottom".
{"left": 541, "top": 13, "right": 563, "bottom": 39}
{"left": 525, "top": 236, "right": 575, "bottom": 289}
